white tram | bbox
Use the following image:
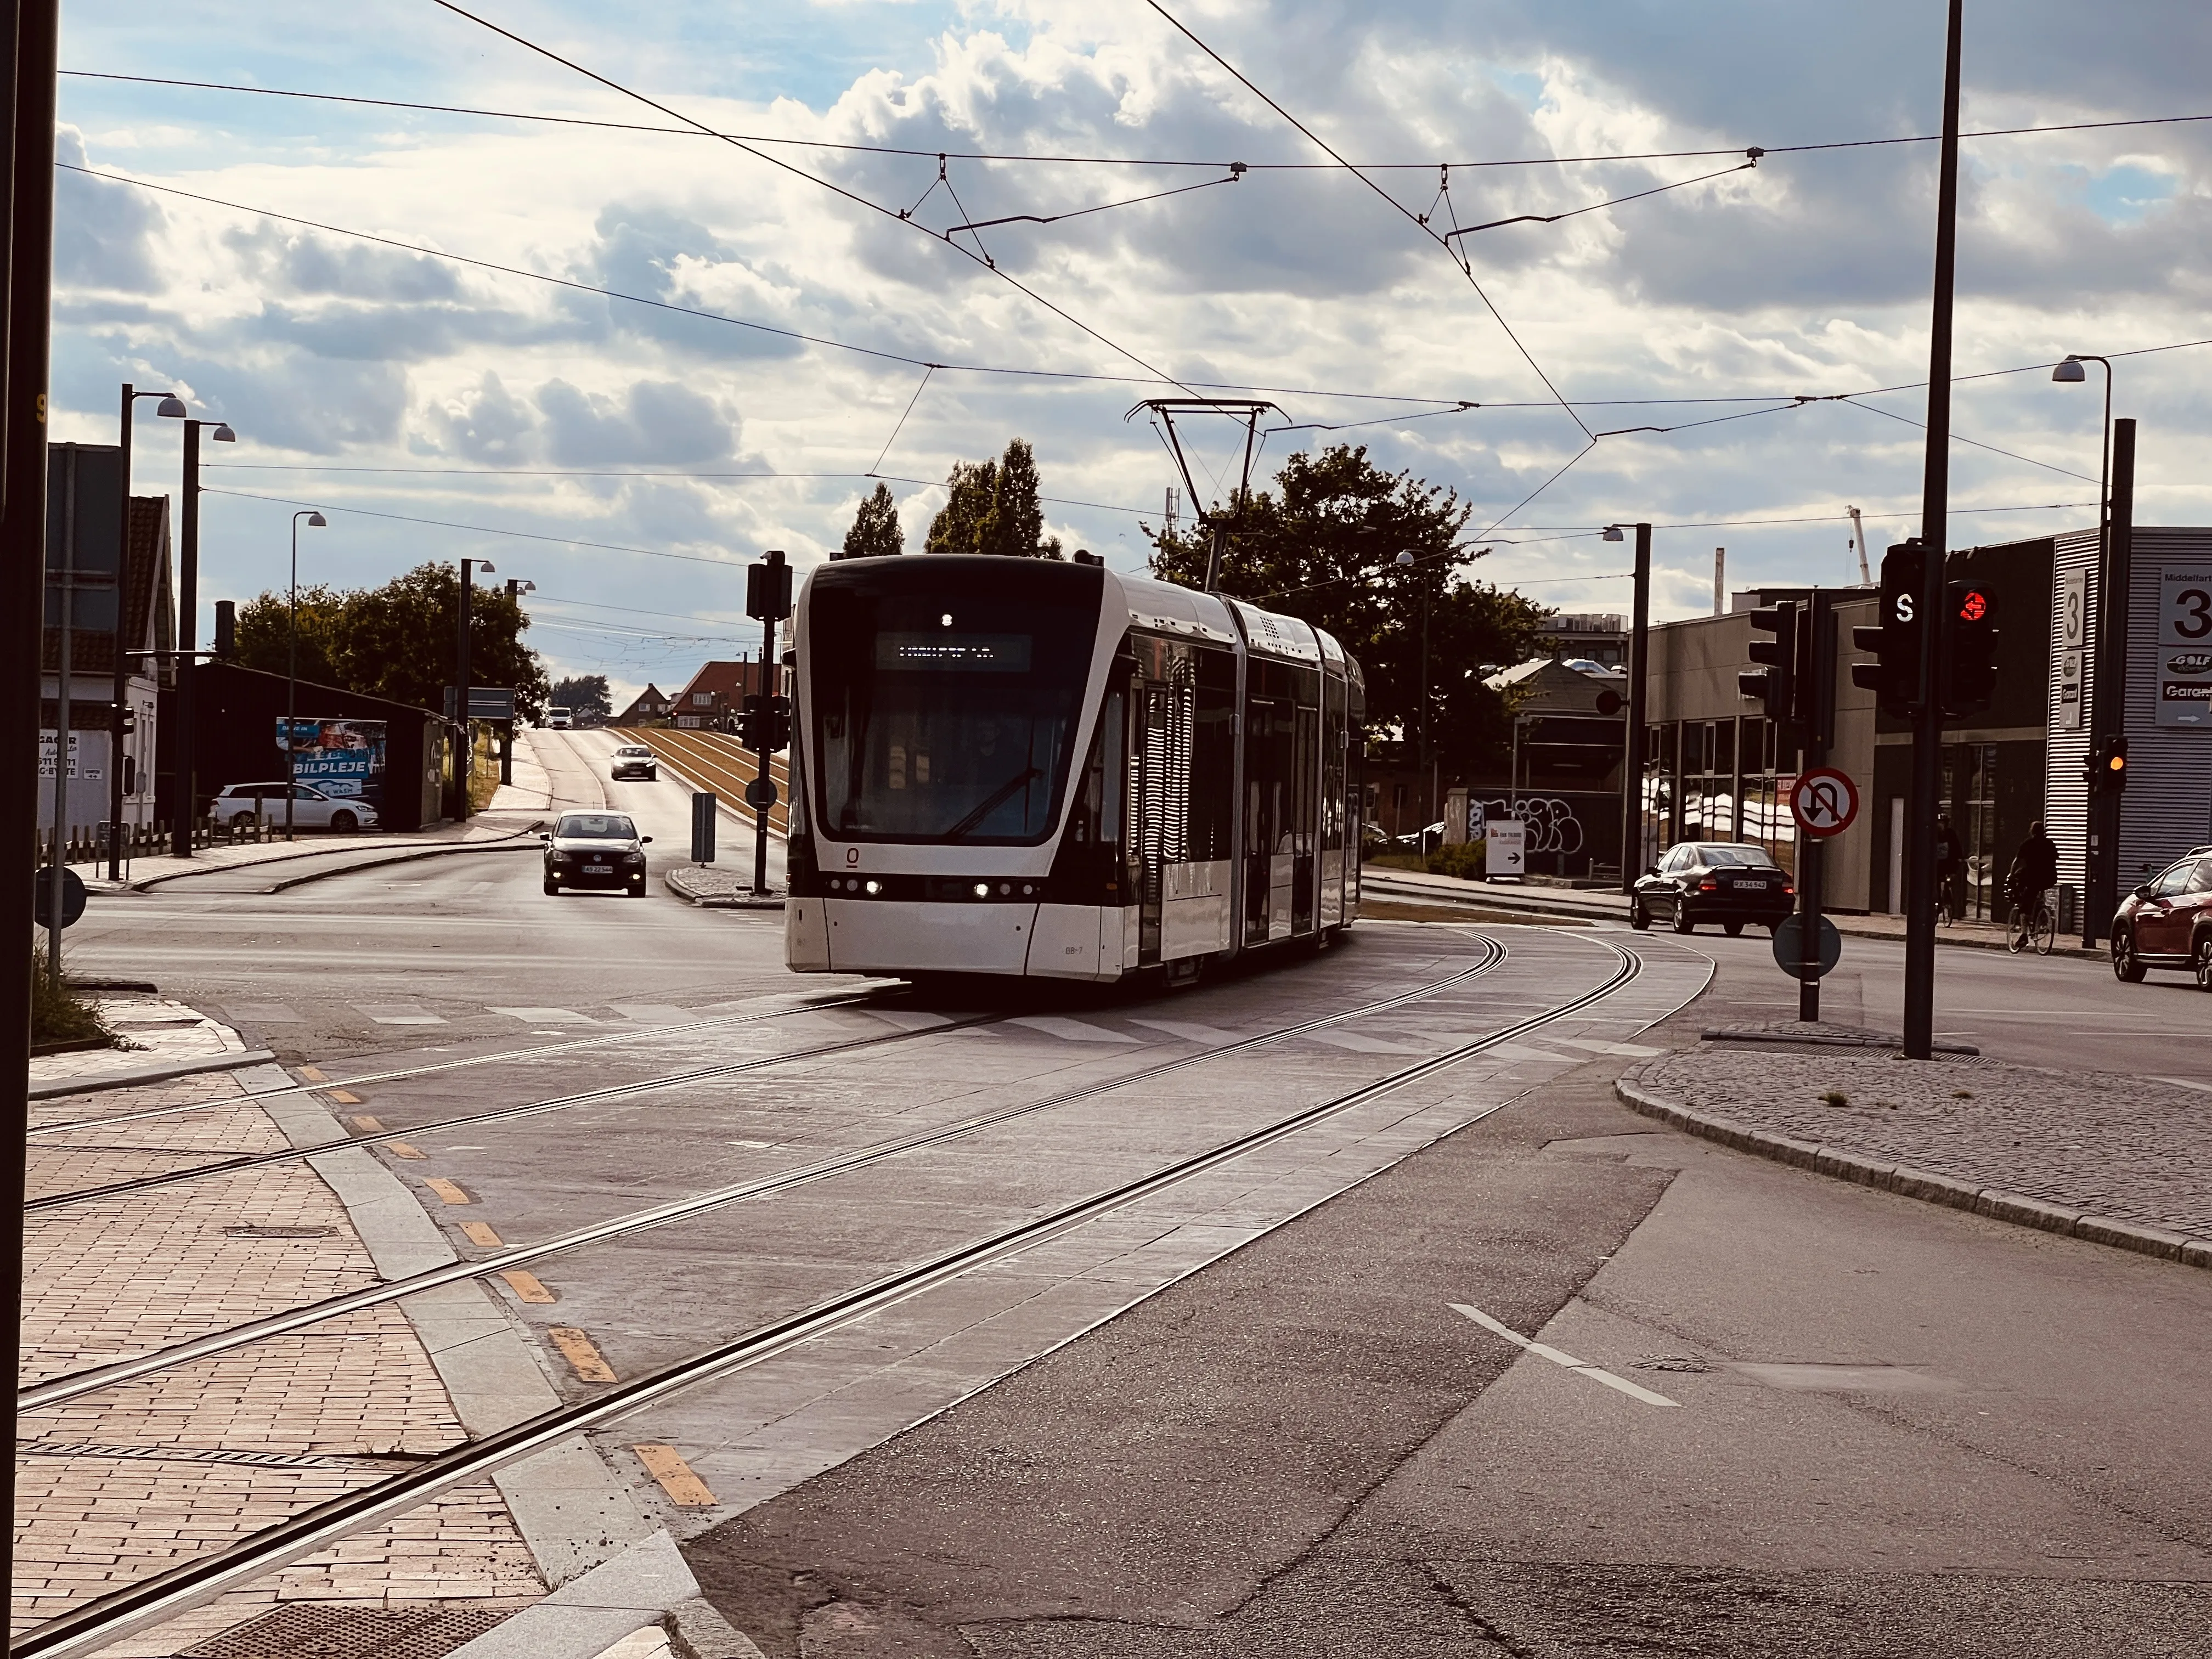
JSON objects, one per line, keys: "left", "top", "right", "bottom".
{"left": 784, "top": 554, "right": 1364, "bottom": 983}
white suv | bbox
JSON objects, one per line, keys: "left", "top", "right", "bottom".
{"left": 213, "top": 782, "right": 380, "bottom": 833}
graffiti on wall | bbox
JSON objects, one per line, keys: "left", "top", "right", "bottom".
{"left": 1472, "top": 796, "right": 1585, "bottom": 856}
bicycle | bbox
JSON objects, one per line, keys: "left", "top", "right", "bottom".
{"left": 2005, "top": 886, "right": 2057, "bottom": 956}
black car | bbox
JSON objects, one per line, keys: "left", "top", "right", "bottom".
{"left": 1630, "top": 842, "right": 1795, "bottom": 935}
{"left": 610, "top": 743, "right": 659, "bottom": 782}
{"left": 543, "top": 811, "right": 653, "bottom": 897}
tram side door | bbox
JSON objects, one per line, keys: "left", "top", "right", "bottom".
{"left": 1127, "top": 678, "right": 1185, "bottom": 967}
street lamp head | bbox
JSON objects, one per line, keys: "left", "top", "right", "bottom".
{"left": 1394, "top": 550, "right": 1416, "bottom": 567}
{"left": 306, "top": 512, "right": 328, "bottom": 528}
{"left": 477, "top": 560, "right": 496, "bottom": 577}
{"left": 155, "top": 395, "right": 188, "bottom": 419}
{"left": 1601, "top": 524, "right": 1626, "bottom": 542}
{"left": 210, "top": 422, "right": 237, "bottom": 442}
{"left": 2051, "top": 357, "right": 2087, "bottom": 383}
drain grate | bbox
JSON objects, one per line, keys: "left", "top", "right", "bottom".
{"left": 1630, "top": 1354, "right": 1713, "bottom": 1373}
{"left": 224, "top": 1225, "right": 337, "bottom": 1239}
{"left": 178, "top": 1604, "right": 512, "bottom": 1658}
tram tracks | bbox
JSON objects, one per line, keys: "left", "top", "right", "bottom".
{"left": 22, "top": 937, "right": 1508, "bottom": 1409}
{"left": 17, "top": 932, "right": 1648, "bottom": 1659}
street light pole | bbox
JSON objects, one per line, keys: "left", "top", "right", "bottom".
{"left": 170, "top": 415, "right": 236, "bottom": 858}
{"left": 109, "top": 387, "right": 184, "bottom": 876}
{"left": 285, "top": 511, "right": 326, "bottom": 842}
{"left": 456, "top": 558, "right": 494, "bottom": 819}
{"left": 2054, "top": 352, "right": 2114, "bottom": 946}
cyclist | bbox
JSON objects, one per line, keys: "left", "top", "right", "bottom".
{"left": 2004, "top": 820, "right": 2061, "bottom": 934}
{"left": 1934, "top": 812, "right": 1965, "bottom": 923}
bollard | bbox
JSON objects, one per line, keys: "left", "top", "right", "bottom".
{"left": 690, "top": 791, "right": 717, "bottom": 865}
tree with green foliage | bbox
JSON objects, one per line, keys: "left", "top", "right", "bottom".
{"left": 925, "top": 438, "right": 1062, "bottom": 558}
{"left": 228, "top": 562, "right": 551, "bottom": 723}
{"left": 1148, "top": 444, "right": 1547, "bottom": 782}
{"left": 550, "top": 675, "right": 612, "bottom": 724}
{"left": 837, "top": 482, "right": 905, "bottom": 560}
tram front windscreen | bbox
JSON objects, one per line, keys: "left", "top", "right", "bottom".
{"left": 809, "top": 560, "right": 1104, "bottom": 845}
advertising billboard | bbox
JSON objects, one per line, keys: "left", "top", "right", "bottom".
{"left": 279, "top": 718, "right": 387, "bottom": 808}
{"left": 2157, "top": 564, "right": 2212, "bottom": 730}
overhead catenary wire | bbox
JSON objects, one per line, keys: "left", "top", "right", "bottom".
{"left": 61, "top": 163, "right": 2212, "bottom": 414}
{"left": 422, "top": 0, "right": 1201, "bottom": 396}
{"left": 1136, "top": 0, "right": 1596, "bottom": 444}
{"left": 63, "top": 69, "right": 2212, "bottom": 172}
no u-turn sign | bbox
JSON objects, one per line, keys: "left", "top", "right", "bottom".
{"left": 1790, "top": 768, "right": 1859, "bottom": 838}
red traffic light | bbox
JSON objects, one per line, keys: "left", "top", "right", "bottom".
{"left": 1956, "top": 589, "right": 1990, "bottom": 623}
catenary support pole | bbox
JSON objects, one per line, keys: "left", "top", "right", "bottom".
{"left": 108, "top": 386, "right": 130, "bottom": 876}
{"left": 456, "top": 560, "right": 475, "bottom": 820}
{"left": 47, "top": 444, "right": 72, "bottom": 983}
{"left": 1901, "top": 0, "right": 1964, "bottom": 1063}
{"left": 1620, "top": 524, "right": 1650, "bottom": 893}
{"left": 2086, "top": 418, "right": 2137, "bottom": 938}
{"left": 4, "top": 2, "right": 63, "bottom": 1634}
{"left": 2078, "top": 358, "right": 2114, "bottom": 946}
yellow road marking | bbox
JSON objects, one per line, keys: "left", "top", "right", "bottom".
{"left": 387, "top": 1141, "right": 426, "bottom": 1160}
{"left": 501, "top": 1270, "right": 556, "bottom": 1304}
{"left": 459, "top": 1221, "right": 504, "bottom": 1248}
{"left": 632, "top": 1443, "right": 718, "bottom": 1507}
{"left": 349, "top": 1115, "right": 385, "bottom": 1133}
{"left": 424, "top": 1177, "right": 470, "bottom": 1204}
{"left": 298, "top": 1065, "right": 329, "bottom": 1082}
{"left": 324, "top": 1088, "right": 363, "bottom": 1105}
{"left": 549, "top": 1327, "right": 617, "bottom": 1383}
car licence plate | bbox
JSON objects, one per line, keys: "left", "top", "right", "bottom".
{"left": 1735, "top": 879, "right": 1767, "bottom": 889}
{"left": 585, "top": 864, "right": 612, "bottom": 874}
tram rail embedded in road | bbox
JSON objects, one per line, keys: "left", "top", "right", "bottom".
{"left": 15, "top": 930, "right": 1643, "bottom": 1659}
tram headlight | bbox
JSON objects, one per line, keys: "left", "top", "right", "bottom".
{"left": 865, "top": 880, "right": 881, "bottom": 895}
{"left": 973, "top": 883, "right": 990, "bottom": 898}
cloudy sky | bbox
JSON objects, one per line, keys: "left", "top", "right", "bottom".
{"left": 56, "top": 0, "right": 2212, "bottom": 701}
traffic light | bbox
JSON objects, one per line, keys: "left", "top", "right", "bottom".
{"left": 745, "top": 551, "right": 793, "bottom": 623}
{"left": 734, "top": 694, "right": 764, "bottom": 749}
{"left": 1944, "top": 580, "right": 2000, "bottom": 714}
{"left": 1851, "top": 540, "right": 1926, "bottom": 717}
{"left": 1739, "top": 599, "right": 1798, "bottom": 733}
{"left": 760, "top": 696, "right": 792, "bottom": 753}
{"left": 2089, "top": 735, "right": 2129, "bottom": 794}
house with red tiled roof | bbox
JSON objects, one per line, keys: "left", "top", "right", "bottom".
{"left": 612, "top": 682, "right": 674, "bottom": 726}
{"left": 669, "top": 659, "right": 776, "bottom": 729}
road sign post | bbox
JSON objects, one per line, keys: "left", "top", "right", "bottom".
{"left": 1786, "top": 595, "right": 1842, "bottom": 1020}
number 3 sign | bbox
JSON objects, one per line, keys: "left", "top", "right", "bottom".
{"left": 2158, "top": 565, "right": 2212, "bottom": 729}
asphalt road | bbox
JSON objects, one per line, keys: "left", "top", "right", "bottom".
{"left": 686, "top": 948, "right": 2212, "bottom": 1659}
{"left": 48, "top": 737, "right": 2211, "bottom": 1656}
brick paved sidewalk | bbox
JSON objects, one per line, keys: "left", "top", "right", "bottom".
{"left": 1620, "top": 1029, "right": 2212, "bottom": 1260}
{"left": 18, "top": 1032, "right": 544, "bottom": 1654}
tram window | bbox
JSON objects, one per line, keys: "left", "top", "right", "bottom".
{"left": 808, "top": 563, "right": 1102, "bottom": 843}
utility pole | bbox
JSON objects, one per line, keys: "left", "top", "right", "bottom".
{"left": 5, "top": 4, "right": 66, "bottom": 1634}
{"left": 2085, "top": 417, "right": 2136, "bottom": 938}
{"left": 501, "top": 577, "right": 532, "bottom": 785}
{"left": 1618, "top": 523, "right": 1651, "bottom": 893}
{"left": 46, "top": 444, "right": 73, "bottom": 983}
{"left": 1901, "top": 0, "right": 1964, "bottom": 1063}
{"left": 168, "top": 415, "right": 234, "bottom": 856}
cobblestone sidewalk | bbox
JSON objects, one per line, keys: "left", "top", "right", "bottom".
{"left": 18, "top": 1020, "right": 543, "bottom": 1655}
{"left": 1620, "top": 1029, "right": 2212, "bottom": 1260}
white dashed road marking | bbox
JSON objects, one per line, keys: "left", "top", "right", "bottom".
{"left": 488, "top": 1007, "right": 598, "bottom": 1024}
{"left": 1450, "top": 1302, "right": 1681, "bottom": 1408}
{"left": 1008, "top": 1016, "right": 1139, "bottom": 1043}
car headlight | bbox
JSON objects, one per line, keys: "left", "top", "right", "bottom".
{"left": 625, "top": 850, "right": 646, "bottom": 864}
{"left": 549, "top": 850, "right": 571, "bottom": 865}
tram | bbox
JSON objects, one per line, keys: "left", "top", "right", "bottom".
{"left": 784, "top": 553, "right": 1364, "bottom": 984}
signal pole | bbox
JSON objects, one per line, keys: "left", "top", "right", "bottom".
{"left": 1901, "top": 0, "right": 1965, "bottom": 1062}
{"left": 744, "top": 549, "right": 792, "bottom": 896}
{"left": 1797, "top": 593, "right": 1834, "bottom": 1022}
{"left": 2084, "top": 418, "right": 2136, "bottom": 940}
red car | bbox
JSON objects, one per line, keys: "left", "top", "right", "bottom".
{"left": 2112, "top": 845, "right": 2212, "bottom": 988}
